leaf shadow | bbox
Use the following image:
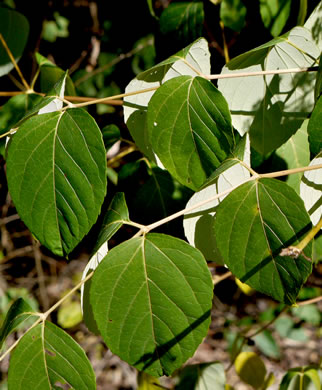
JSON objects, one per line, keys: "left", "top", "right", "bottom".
{"left": 134, "top": 309, "right": 211, "bottom": 375}
{"left": 239, "top": 222, "right": 313, "bottom": 304}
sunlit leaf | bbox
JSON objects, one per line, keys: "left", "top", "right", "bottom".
{"left": 234, "top": 351, "right": 266, "bottom": 388}
{"left": 90, "top": 233, "right": 213, "bottom": 377}
{"left": 300, "top": 152, "right": 322, "bottom": 226}
{"left": 8, "top": 322, "right": 96, "bottom": 390}
{"left": 6, "top": 108, "right": 107, "bottom": 256}
{"left": 147, "top": 75, "right": 235, "bottom": 190}
{"left": 214, "top": 178, "right": 313, "bottom": 304}
{"left": 183, "top": 135, "right": 250, "bottom": 263}
{"left": 218, "top": 27, "right": 320, "bottom": 155}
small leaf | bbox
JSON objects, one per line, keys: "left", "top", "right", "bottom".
{"left": 90, "top": 233, "right": 213, "bottom": 377}
{"left": 183, "top": 135, "right": 250, "bottom": 263}
{"left": 92, "top": 192, "right": 129, "bottom": 254}
{"left": 253, "top": 329, "right": 281, "bottom": 359}
{"left": 176, "top": 362, "right": 226, "bottom": 390}
{"left": 8, "top": 321, "right": 96, "bottom": 390}
{"left": 291, "top": 304, "right": 321, "bottom": 326}
{"left": 308, "top": 96, "right": 322, "bottom": 156}
{"left": 0, "top": 298, "right": 36, "bottom": 349}
{"left": 6, "top": 108, "right": 107, "bottom": 256}
{"left": 300, "top": 152, "right": 322, "bottom": 227}
{"left": 0, "top": 7, "right": 29, "bottom": 77}
{"left": 234, "top": 351, "right": 266, "bottom": 388}
{"left": 274, "top": 119, "right": 310, "bottom": 193}
{"left": 137, "top": 372, "right": 161, "bottom": 390}
{"left": 214, "top": 178, "right": 313, "bottom": 304}
{"left": 57, "top": 300, "right": 82, "bottom": 329}
{"left": 220, "top": 0, "right": 247, "bottom": 32}
{"left": 259, "top": 0, "right": 291, "bottom": 37}
{"left": 147, "top": 75, "right": 235, "bottom": 190}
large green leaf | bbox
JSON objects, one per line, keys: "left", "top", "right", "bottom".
{"left": 274, "top": 119, "right": 310, "bottom": 193}
{"left": 183, "top": 135, "right": 250, "bottom": 263}
{"left": 259, "top": 0, "right": 291, "bottom": 37}
{"left": 124, "top": 38, "right": 211, "bottom": 162}
{"left": 308, "top": 95, "right": 322, "bottom": 155}
{"left": 8, "top": 321, "right": 96, "bottom": 390}
{"left": 159, "top": 2, "right": 204, "bottom": 45}
{"left": 0, "top": 7, "right": 29, "bottom": 77}
{"left": 300, "top": 152, "right": 322, "bottom": 227}
{"left": 90, "top": 233, "right": 213, "bottom": 377}
{"left": 214, "top": 178, "right": 313, "bottom": 304}
{"left": 6, "top": 108, "right": 107, "bottom": 257}
{"left": 0, "top": 298, "right": 36, "bottom": 349}
{"left": 218, "top": 26, "right": 320, "bottom": 155}
{"left": 147, "top": 75, "right": 235, "bottom": 190}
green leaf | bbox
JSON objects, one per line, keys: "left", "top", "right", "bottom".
{"left": 6, "top": 108, "right": 107, "bottom": 257}
{"left": 0, "top": 7, "right": 29, "bottom": 77}
{"left": 93, "top": 192, "right": 129, "bottom": 254}
{"left": 159, "top": 2, "right": 204, "bottom": 46}
{"left": 274, "top": 119, "right": 310, "bottom": 193}
{"left": 137, "top": 372, "right": 161, "bottom": 389}
{"left": 234, "top": 351, "right": 267, "bottom": 388}
{"left": 308, "top": 96, "right": 322, "bottom": 155}
{"left": 183, "top": 135, "right": 250, "bottom": 263}
{"left": 304, "top": 1, "right": 322, "bottom": 51}
{"left": 57, "top": 300, "right": 82, "bottom": 329}
{"left": 220, "top": 0, "right": 247, "bottom": 32}
{"left": 300, "top": 152, "right": 322, "bottom": 226}
{"left": 81, "top": 241, "right": 108, "bottom": 334}
{"left": 8, "top": 321, "right": 96, "bottom": 390}
{"left": 280, "top": 366, "right": 321, "bottom": 390}
{"left": 176, "top": 362, "right": 226, "bottom": 390}
{"left": 253, "top": 329, "right": 281, "bottom": 359}
{"left": 124, "top": 38, "right": 211, "bottom": 162}
{"left": 90, "top": 233, "right": 213, "bottom": 377}
{"left": 291, "top": 304, "right": 321, "bottom": 326}
{"left": 147, "top": 75, "right": 235, "bottom": 190}
{"left": 214, "top": 178, "right": 313, "bottom": 304}
{"left": 218, "top": 26, "right": 320, "bottom": 155}
{"left": 259, "top": 0, "right": 291, "bottom": 37}
{"left": 101, "top": 124, "right": 121, "bottom": 151}
{"left": 314, "top": 55, "right": 322, "bottom": 101}
{"left": 0, "top": 298, "right": 36, "bottom": 349}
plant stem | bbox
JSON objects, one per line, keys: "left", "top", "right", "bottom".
{"left": 213, "top": 271, "right": 232, "bottom": 286}
{"left": 296, "top": 217, "right": 322, "bottom": 252}
{"left": 220, "top": 21, "right": 230, "bottom": 63}
{"left": 297, "top": 295, "right": 322, "bottom": 306}
{"left": 206, "top": 66, "right": 318, "bottom": 80}
{"left": 0, "top": 33, "right": 31, "bottom": 91}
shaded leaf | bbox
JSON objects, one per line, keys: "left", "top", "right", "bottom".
{"left": 300, "top": 152, "right": 322, "bottom": 226}
{"left": 92, "top": 192, "right": 129, "bottom": 254}
{"left": 304, "top": 1, "right": 322, "bottom": 51}
{"left": 8, "top": 321, "right": 96, "bottom": 390}
{"left": 314, "top": 54, "right": 322, "bottom": 101}
{"left": 0, "top": 298, "right": 36, "bottom": 349}
{"left": 0, "top": 7, "right": 29, "bottom": 77}
{"left": 259, "top": 0, "right": 291, "bottom": 37}
{"left": 159, "top": 2, "right": 204, "bottom": 46}
{"left": 308, "top": 96, "right": 322, "bottom": 156}
{"left": 253, "top": 329, "right": 281, "bottom": 359}
{"left": 274, "top": 119, "right": 310, "bottom": 193}
{"left": 220, "top": 0, "right": 247, "bottom": 32}
{"left": 280, "top": 366, "right": 321, "bottom": 390}
{"left": 218, "top": 27, "right": 320, "bottom": 155}
{"left": 147, "top": 75, "right": 235, "bottom": 190}
{"left": 6, "top": 108, "right": 107, "bottom": 257}
{"left": 90, "top": 233, "right": 213, "bottom": 377}
{"left": 214, "top": 178, "right": 313, "bottom": 304}
{"left": 176, "top": 362, "right": 226, "bottom": 390}
{"left": 183, "top": 135, "right": 250, "bottom": 263}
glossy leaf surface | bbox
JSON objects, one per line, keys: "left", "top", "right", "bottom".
{"left": 8, "top": 322, "right": 96, "bottom": 390}
{"left": 6, "top": 108, "right": 107, "bottom": 256}
{"left": 90, "top": 233, "right": 213, "bottom": 377}
{"left": 214, "top": 178, "right": 313, "bottom": 304}
{"left": 147, "top": 75, "right": 235, "bottom": 190}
